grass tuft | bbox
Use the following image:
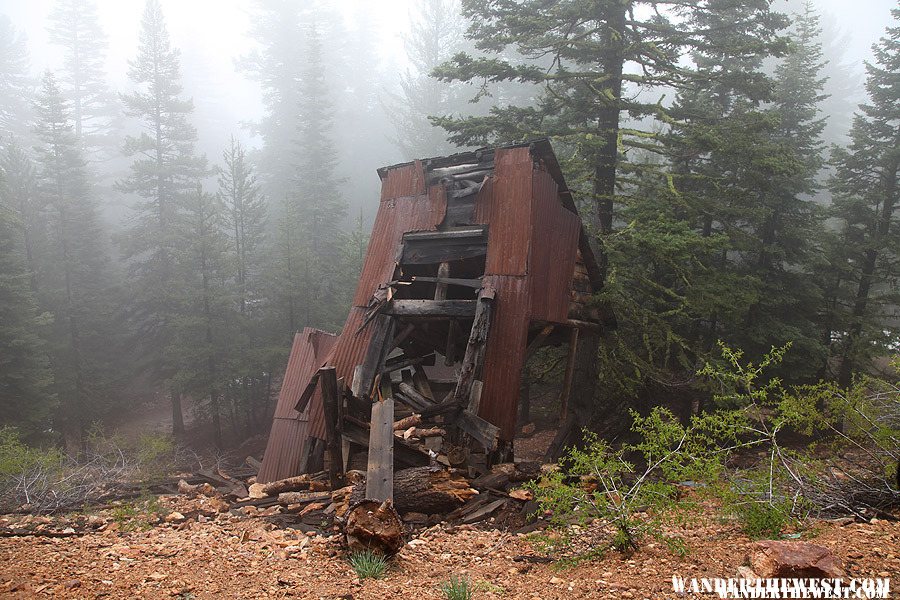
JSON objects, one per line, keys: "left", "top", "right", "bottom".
{"left": 348, "top": 549, "right": 388, "bottom": 580}
{"left": 440, "top": 574, "right": 474, "bottom": 600}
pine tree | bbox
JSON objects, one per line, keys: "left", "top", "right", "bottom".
{"left": 118, "top": 0, "right": 207, "bottom": 432}
{"left": 0, "top": 140, "right": 42, "bottom": 294}
{"left": 286, "top": 23, "right": 348, "bottom": 331}
{"left": 387, "top": 0, "right": 468, "bottom": 159}
{"left": 33, "top": 72, "right": 117, "bottom": 442}
{"left": 0, "top": 166, "right": 54, "bottom": 436}
{"left": 46, "top": 0, "right": 120, "bottom": 158}
{"left": 829, "top": 8, "right": 899, "bottom": 387}
{"left": 170, "top": 186, "right": 231, "bottom": 448}
{"left": 0, "top": 16, "right": 35, "bottom": 139}
{"left": 217, "top": 137, "right": 265, "bottom": 316}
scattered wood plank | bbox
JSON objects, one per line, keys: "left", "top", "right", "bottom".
{"left": 393, "top": 413, "right": 422, "bottom": 431}
{"left": 277, "top": 492, "right": 332, "bottom": 505}
{"left": 397, "top": 382, "right": 433, "bottom": 408}
{"left": 380, "top": 352, "right": 435, "bottom": 374}
{"left": 461, "top": 498, "right": 508, "bottom": 524}
{"left": 411, "top": 366, "right": 434, "bottom": 401}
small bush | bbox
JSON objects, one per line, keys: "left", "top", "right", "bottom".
{"left": 440, "top": 575, "right": 473, "bottom": 600}
{"left": 735, "top": 501, "right": 791, "bottom": 539}
{"left": 349, "top": 549, "right": 388, "bottom": 580}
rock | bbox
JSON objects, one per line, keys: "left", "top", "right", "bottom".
{"left": 402, "top": 512, "right": 428, "bottom": 524}
{"left": 520, "top": 423, "right": 536, "bottom": 436}
{"left": 248, "top": 483, "right": 267, "bottom": 499}
{"left": 164, "top": 512, "right": 185, "bottom": 523}
{"left": 63, "top": 579, "right": 81, "bottom": 589}
{"left": 749, "top": 541, "right": 844, "bottom": 578}
{"left": 736, "top": 565, "right": 757, "bottom": 579}
{"left": 550, "top": 577, "right": 564, "bottom": 585}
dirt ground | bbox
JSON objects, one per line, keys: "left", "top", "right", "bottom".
{"left": 1, "top": 495, "right": 897, "bottom": 600}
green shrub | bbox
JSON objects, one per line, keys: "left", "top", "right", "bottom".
{"left": 349, "top": 549, "right": 388, "bottom": 579}
{"left": 735, "top": 501, "right": 791, "bottom": 539}
{"left": 440, "top": 575, "right": 474, "bottom": 600}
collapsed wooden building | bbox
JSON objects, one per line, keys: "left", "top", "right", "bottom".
{"left": 257, "top": 141, "right": 613, "bottom": 540}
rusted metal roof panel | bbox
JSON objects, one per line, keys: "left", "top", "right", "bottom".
{"left": 478, "top": 275, "right": 530, "bottom": 441}
{"left": 529, "top": 170, "right": 582, "bottom": 323}
{"left": 306, "top": 307, "right": 373, "bottom": 440}
{"left": 380, "top": 160, "right": 426, "bottom": 200}
{"left": 258, "top": 417, "right": 307, "bottom": 483}
{"left": 481, "top": 147, "right": 533, "bottom": 276}
{"left": 351, "top": 192, "right": 445, "bottom": 307}
{"left": 273, "top": 329, "right": 336, "bottom": 420}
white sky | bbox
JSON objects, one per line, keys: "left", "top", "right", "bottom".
{"left": 0, "top": 0, "right": 895, "bottom": 153}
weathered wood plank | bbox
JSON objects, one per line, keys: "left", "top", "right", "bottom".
{"left": 434, "top": 262, "right": 450, "bottom": 300}
{"left": 384, "top": 299, "right": 477, "bottom": 318}
{"left": 366, "top": 378, "right": 395, "bottom": 502}
{"left": 398, "top": 382, "right": 434, "bottom": 408}
{"left": 412, "top": 275, "right": 482, "bottom": 289}
{"left": 452, "top": 286, "right": 495, "bottom": 410}
{"left": 380, "top": 352, "right": 435, "bottom": 374}
{"left": 559, "top": 328, "right": 579, "bottom": 421}
{"left": 356, "top": 315, "right": 396, "bottom": 399}
{"left": 341, "top": 418, "right": 430, "bottom": 468}
{"left": 456, "top": 409, "right": 500, "bottom": 451}
{"left": 411, "top": 366, "right": 435, "bottom": 401}
{"left": 319, "top": 367, "right": 344, "bottom": 490}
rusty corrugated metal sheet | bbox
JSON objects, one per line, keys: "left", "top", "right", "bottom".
{"left": 481, "top": 147, "right": 533, "bottom": 276}
{"left": 380, "top": 160, "right": 426, "bottom": 200}
{"left": 478, "top": 275, "right": 530, "bottom": 441}
{"left": 307, "top": 307, "right": 373, "bottom": 440}
{"left": 258, "top": 418, "right": 308, "bottom": 483}
{"left": 351, "top": 193, "right": 445, "bottom": 307}
{"left": 259, "top": 328, "right": 336, "bottom": 482}
{"left": 529, "top": 169, "right": 581, "bottom": 323}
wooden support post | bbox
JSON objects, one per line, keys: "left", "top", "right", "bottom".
{"left": 434, "top": 261, "right": 450, "bottom": 300}
{"left": 445, "top": 319, "right": 459, "bottom": 365}
{"left": 365, "top": 377, "right": 395, "bottom": 502}
{"left": 559, "top": 328, "right": 579, "bottom": 421}
{"left": 319, "top": 367, "right": 344, "bottom": 490}
{"left": 453, "top": 286, "right": 496, "bottom": 411}
{"left": 524, "top": 324, "right": 555, "bottom": 362}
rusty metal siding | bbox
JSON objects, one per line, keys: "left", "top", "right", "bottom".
{"left": 260, "top": 329, "right": 336, "bottom": 482}
{"left": 529, "top": 170, "right": 581, "bottom": 323}
{"left": 306, "top": 307, "right": 373, "bottom": 440}
{"left": 258, "top": 418, "right": 308, "bottom": 483}
{"left": 380, "top": 160, "right": 426, "bottom": 200}
{"left": 478, "top": 275, "right": 530, "bottom": 441}
{"left": 482, "top": 147, "right": 533, "bottom": 276}
{"left": 351, "top": 193, "right": 445, "bottom": 307}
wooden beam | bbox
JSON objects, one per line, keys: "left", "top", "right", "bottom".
{"left": 559, "top": 328, "right": 579, "bottom": 421}
{"left": 411, "top": 366, "right": 434, "bottom": 401}
{"left": 342, "top": 418, "right": 430, "bottom": 468}
{"left": 445, "top": 318, "right": 460, "bottom": 365}
{"left": 452, "top": 286, "right": 495, "bottom": 411}
{"left": 365, "top": 378, "right": 395, "bottom": 502}
{"left": 566, "top": 318, "right": 603, "bottom": 332}
{"left": 380, "top": 352, "right": 435, "bottom": 374}
{"left": 355, "top": 314, "right": 396, "bottom": 400}
{"left": 384, "top": 299, "right": 477, "bottom": 318}
{"left": 293, "top": 371, "right": 320, "bottom": 413}
{"left": 412, "top": 276, "right": 482, "bottom": 289}
{"left": 319, "top": 367, "right": 344, "bottom": 490}
{"left": 402, "top": 226, "right": 486, "bottom": 241}
{"left": 434, "top": 262, "right": 450, "bottom": 300}
{"left": 397, "top": 382, "right": 433, "bottom": 409}
{"left": 524, "top": 324, "right": 555, "bottom": 362}
{"left": 456, "top": 409, "right": 500, "bottom": 451}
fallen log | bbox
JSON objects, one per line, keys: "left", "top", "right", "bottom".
{"left": 393, "top": 413, "right": 422, "bottom": 430}
{"left": 349, "top": 466, "right": 478, "bottom": 514}
{"left": 344, "top": 499, "right": 404, "bottom": 555}
{"left": 277, "top": 492, "right": 332, "bottom": 505}
{"left": 262, "top": 475, "right": 311, "bottom": 497}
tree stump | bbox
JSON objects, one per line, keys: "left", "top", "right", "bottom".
{"left": 344, "top": 499, "right": 404, "bottom": 555}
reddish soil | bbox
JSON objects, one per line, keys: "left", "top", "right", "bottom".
{"left": 1, "top": 495, "right": 896, "bottom": 599}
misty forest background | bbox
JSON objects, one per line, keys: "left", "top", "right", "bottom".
{"left": 0, "top": 0, "right": 897, "bottom": 452}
